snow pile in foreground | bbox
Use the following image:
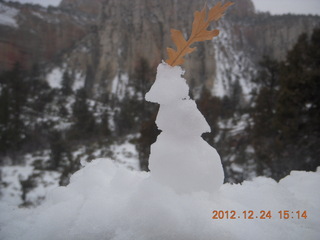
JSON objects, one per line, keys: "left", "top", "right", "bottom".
{"left": 0, "top": 159, "right": 319, "bottom": 240}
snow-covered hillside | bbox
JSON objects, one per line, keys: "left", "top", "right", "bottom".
{"left": 213, "top": 21, "right": 256, "bottom": 100}
{"left": 0, "top": 3, "right": 19, "bottom": 28}
{"left": 0, "top": 140, "right": 139, "bottom": 207}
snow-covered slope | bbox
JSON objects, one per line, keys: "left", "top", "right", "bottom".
{"left": 213, "top": 21, "right": 256, "bottom": 99}
{"left": 0, "top": 3, "right": 19, "bottom": 28}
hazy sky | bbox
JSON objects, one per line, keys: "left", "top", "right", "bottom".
{"left": 251, "top": 0, "right": 320, "bottom": 15}
{"left": 4, "top": 0, "right": 320, "bottom": 16}
{"left": 5, "top": 0, "right": 61, "bottom": 7}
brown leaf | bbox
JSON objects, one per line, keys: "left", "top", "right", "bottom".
{"left": 166, "top": 1, "right": 234, "bottom": 67}
{"left": 166, "top": 29, "right": 196, "bottom": 66}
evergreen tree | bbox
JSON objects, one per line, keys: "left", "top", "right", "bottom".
{"left": 99, "top": 111, "right": 111, "bottom": 138}
{"left": 251, "top": 57, "right": 280, "bottom": 175}
{"left": 114, "top": 96, "right": 141, "bottom": 136}
{"left": 0, "top": 64, "right": 28, "bottom": 159}
{"left": 71, "top": 88, "right": 96, "bottom": 139}
{"left": 49, "top": 130, "right": 65, "bottom": 170}
{"left": 274, "top": 29, "right": 320, "bottom": 175}
{"left": 26, "top": 64, "right": 53, "bottom": 112}
{"left": 132, "top": 58, "right": 153, "bottom": 98}
{"left": 252, "top": 29, "right": 320, "bottom": 179}
{"left": 229, "top": 79, "right": 244, "bottom": 112}
{"left": 61, "top": 71, "right": 73, "bottom": 96}
{"left": 220, "top": 95, "right": 233, "bottom": 119}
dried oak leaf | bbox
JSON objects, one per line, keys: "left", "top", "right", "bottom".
{"left": 166, "top": 1, "right": 234, "bottom": 67}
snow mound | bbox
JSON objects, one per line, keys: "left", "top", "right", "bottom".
{"left": 0, "top": 158, "right": 319, "bottom": 240}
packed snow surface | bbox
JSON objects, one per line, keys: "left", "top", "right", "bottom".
{"left": 0, "top": 159, "right": 319, "bottom": 240}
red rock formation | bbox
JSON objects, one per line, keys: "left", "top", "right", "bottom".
{"left": 0, "top": 1, "right": 95, "bottom": 72}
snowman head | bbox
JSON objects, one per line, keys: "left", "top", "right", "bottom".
{"left": 145, "top": 62, "right": 189, "bottom": 105}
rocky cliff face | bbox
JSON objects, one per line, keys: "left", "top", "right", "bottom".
{"left": 1, "top": 0, "right": 320, "bottom": 98}
{"left": 230, "top": 12, "right": 320, "bottom": 61}
{"left": 62, "top": 0, "right": 320, "bottom": 99}
{"left": 62, "top": 0, "right": 258, "bottom": 98}
{"left": 0, "top": 1, "right": 95, "bottom": 72}
{"left": 59, "top": 0, "right": 103, "bottom": 18}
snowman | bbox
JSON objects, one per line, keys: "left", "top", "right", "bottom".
{"left": 145, "top": 62, "right": 224, "bottom": 194}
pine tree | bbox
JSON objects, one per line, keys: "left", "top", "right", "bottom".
{"left": 71, "top": 88, "right": 96, "bottom": 139}
{"left": 0, "top": 64, "right": 28, "bottom": 159}
{"left": 252, "top": 29, "right": 320, "bottom": 179}
{"left": 27, "top": 64, "right": 53, "bottom": 112}
{"left": 49, "top": 130, "right": 65, "bottom": 170}
{"left": 61, "top": 71, "right": 73, "bottom": 96}
{"left": 99, "top": 111, "right": 111, "bottom": 138}
{"left": 251, "top": 57, "right": 280, "bottom": 176}
{"left": 274, "top": 29, "right": 320, "bottom": 174}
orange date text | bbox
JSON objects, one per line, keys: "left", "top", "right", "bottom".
{"left": 212, "top": 210, "right": 307, "bottom": 220}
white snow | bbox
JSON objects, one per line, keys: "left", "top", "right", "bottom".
{"left": 24, "top": 170, "right": 61, "bottom": 205}
{"left": 218, "top": 114, "right": 252, "bottom": 137}
{"left": 213, "top": 22, "right": 256, "bottom": 100}
{"left": 30, "top": 11, "right": 45, "bottom": 20}
{"left": 111, "top": 72, "right": 129, "bottom": 100}
{"left": 0, "top": 152, "right": 60, "bottom": 206}
{"left": 110, "top": 140, "right": 140, "bottom": 170}
{"left": 146, "top": 63, "right": 224, "bottom": 193}
{"left": 2, "top": 0, "right": 61, "bottom": 8}
{"left": 156, "top": 99, "right": 210, "bottom": 136}
{"left": 230, "top": 163, "right": 244, "bottom": 173}
{"left": 0, "top": 158, "right": 319, "bottom": 240}
{"left": 46, "top": 68, "right": 63, "bottom": 88}
{"left": 53, "top": 121, "right": 72, "bottom": 130}
{"left": 0, "top": 3, "right": 19, "bottom": 28}
{"left": 72, "top": 72, "right": 85, "bottom": 91}
{"left": 0, "top": 165, "right": 34, "bottom": 205}
{"left": 145, "top": 62, "right": 189, "bottom": 104}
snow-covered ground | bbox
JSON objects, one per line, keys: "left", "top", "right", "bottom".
{"left": 0, "top": 159, "right": 319, "bottom": 240}
{"left": 0, "top": 152, "right": 60, "bottom": 206}
{"left": 0, "top": 140, "right": 140, "bottom": 207}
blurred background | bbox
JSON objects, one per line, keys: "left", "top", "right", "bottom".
{"left": 0, "top": 0, "right": 319, "bottom": 207}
